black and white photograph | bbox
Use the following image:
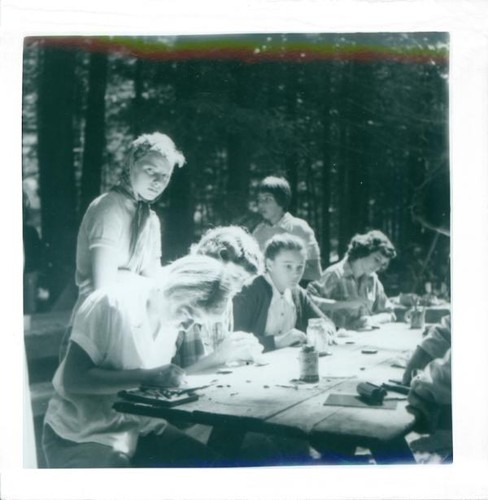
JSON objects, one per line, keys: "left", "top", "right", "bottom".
{"left": 22, "top": 31, "right": 451, "bottom": 468}
{"left": 2, "top": 1, "right": 488, "bottom": 499}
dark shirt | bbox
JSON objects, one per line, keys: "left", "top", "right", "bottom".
{"left": 233, "top": 275, "right": 333, "bottom": 352}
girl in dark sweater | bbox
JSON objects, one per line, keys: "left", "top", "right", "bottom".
{"left": 233, "top": 234, "right": 335, "bottom": 352}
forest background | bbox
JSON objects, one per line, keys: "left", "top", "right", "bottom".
{"left": 21, "top": 32, "right": 450, "bottom": 311}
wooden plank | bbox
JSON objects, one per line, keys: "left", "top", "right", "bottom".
{"left": 311, "top": 379, "right": 416, "bottom": 443}
{"left": 24, "top": 310, "right": 71, "bottom": 361}
{"left": 115, "top": 323, "right": 423, "bottom": 449}
{"left": 264, "top": 329, "right": 420, "bottom": 443}
{"left": 30, "top": 381, "right": 54, "bottom": 418}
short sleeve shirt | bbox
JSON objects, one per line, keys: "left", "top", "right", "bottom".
{"left": 252, "top": 212, "right": 321, "bottom": 265}
{"left": 307, "top": 258, "right": 388, "bottom": 327}
{"left": 75, "top": 191, "right": 162, "bottom": 300}
{"left": 45, "top": 282, "right": 178, "bottom": 456}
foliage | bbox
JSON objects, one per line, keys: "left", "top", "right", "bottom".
{"left": 22, "top": 33, "right": 450, "bottom": 306}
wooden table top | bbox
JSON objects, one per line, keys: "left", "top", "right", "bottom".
{"left": 115, "top": 323, "right": 425, "bottom": 447}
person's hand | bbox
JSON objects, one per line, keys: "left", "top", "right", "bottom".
{"left": 275, "top": 328, "right": 307, "bottom": 349}
{"left": 144, "top": 364, "right": 185, "bottom": 388}
{"left": 407, "top": 377, "right": 440, "bottom": 433}
{"left": 370, "top": 312, "right": 396, "bottom": 325}
{"left": 355, "top": 315, "right": 373, "bottom": 330}
{"left": 214, "top": 331, "right": 264, "bottom": 364}
{"left": 334, "top": 298, "right": 370, "bottom": 312}
{"left": 402, "top": 347, "right": 433, "bottom": 386}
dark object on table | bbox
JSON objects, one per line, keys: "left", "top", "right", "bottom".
{"left": 324, "top": 393, "right": 397, "bottom": 410}
{"left": 382, "top": 381, "right": 410, "bottom": 395}
{"left": 356, "top": 382, "right": 387, "bottom": 405}
{"left": 118, "top": 387, "right": 199, "bottom": 407}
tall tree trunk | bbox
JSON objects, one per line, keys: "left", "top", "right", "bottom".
{"left": 285, "top": 63, "right": 298, "bottom": 213}
{"left": 320, "top": 63, "right": 334, "bottom": 267}
{"left": 80, "top": 51, "right": 108, "bottom": 215}
{"left": 37, "top": 45, "right": 77, "bottom": 303}
{"left": 338, "top": 61, "right": 354, "bottom": 256}
{"left": 163, "top": 61, "right": 196, "bottom": 260}
{"left": 226, "top": 61, "right": 252, "bottom": 224}
{"left": 132, "top": 58, "right": 144, "bottom": 136}
{"left": 347, "top": 63, "right": 369, "bottom": 235}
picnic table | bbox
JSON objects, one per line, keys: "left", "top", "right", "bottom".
{"left": 24, "top": 310, "right": 71, "bottom": 362}
{"left": 390, "top": 296, "right": 450, "bottom": 324}
{"left": 114, "top": 322, "right": 426, "bottom": 465}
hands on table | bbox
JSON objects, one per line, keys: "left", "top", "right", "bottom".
{"left": 214, "top": 330, "right": 264, "bottom": 364}
{"left": 354, "top": 312, "right": 396, "bottom": 330}
{"left": 275, "top": 328, "right": 307, "bottom": 349}
{"left": 144, "top": 364, "right": 186, "bottom": 388}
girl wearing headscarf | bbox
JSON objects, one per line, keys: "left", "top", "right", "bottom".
{"left": 60, "top": 133, "right": 185, "bottom": 360}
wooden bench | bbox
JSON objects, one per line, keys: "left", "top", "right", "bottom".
{"left": 24, "top": 310, "right": 71, "bottom": 467}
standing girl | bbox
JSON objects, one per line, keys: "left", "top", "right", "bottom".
{"left": 60, "top": 133, "right": 185, "bottom": 359}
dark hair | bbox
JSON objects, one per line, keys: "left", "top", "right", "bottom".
{"left": 257, "top": 176, "right": 292, "bottom": 211}
{"left": 346, "top": 230, "right": 396, "bottom": 262}
{"left": 191, "top": 226, "right": 264, "bottom": 276}
{"left": 264, "top": 234, "right": 306, "bottom": 261}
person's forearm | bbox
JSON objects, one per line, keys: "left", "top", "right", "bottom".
{"left": 303, "top": 259, "right": 322, "bottom": 282}
{"left": 403, "top": 347, "right": 433, "bottom": 385}
{"left": 184, "top": 351, "right": 224, "bottom": 374}
{"left": 310, "top": 295, "right": 352, "bottom": 311}
{"left": 370, "top": 312, "right": 395, "bottom": 324}
{"left": 141, "top": 258, "right": 162, "bottom": 278}
{"left": 63, "top": 367, "right": 147, "bottom": 395}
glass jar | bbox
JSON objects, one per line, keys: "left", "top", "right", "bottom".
{"left": 306, "top": 318, "right": 329, "bottom": 354}
{"left": 299, "top": 345, "right": 319, "bottom": 383}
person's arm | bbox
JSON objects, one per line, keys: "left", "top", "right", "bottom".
{"left": 274, "top": 329, "right": 307, "bottom": 349}
{"left": 185, "top": 331, "right": 264, "bottom": 374}
{"left": 307, "top": 274, "right": 368, "bottom": 313}
{"left": 141, "top": 258, "right": 162, "bottom": 278}
{"left": 90, "top": 247, "right": 120, "bottom": 289}
{"left": 62, "top": 342, "right": 184, "bottom": 395}
{"left": 300, "top": 288, "right": 335, "bottom": 330}
{"left": 407, "top": 349, "right": 452, "bottom": 432}
{"left": 419, "top": 316, "right": 451, "bottom": 360}
{"left": 141, "top": 213, "right": 163, "bottom": 278}
{"left": 303, "top": 258, "right": 322, "bottom": 283}
{"left": 402, "top": 346, "right": 434, "bottom": 385}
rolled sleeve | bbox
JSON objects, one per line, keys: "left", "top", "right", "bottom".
{"left": 410, "top": 349, "right": 452, "bottom": 406}
{"left": 69, "top": 293, "right": 116, "bottom": 365}
{"left": 307, "top": 270, "right": 340, "bottom": 299}
{"left": 86, "top": 204, "right": 124, "bottom": 251}
{"left": 420, "top": 317, "right": 451, "bottom": 360}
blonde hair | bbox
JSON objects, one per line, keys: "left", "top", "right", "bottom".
{"left": 191, "top": 225, "right": 264, "bottom": 276}
{"left": 129, "top": 132, "right": 186, "bottom": 169}
{"left": 155, "top": 255, "right": 243, "bottom": 319}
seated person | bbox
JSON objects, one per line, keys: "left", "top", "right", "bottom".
{"left": 252, "top": 176, "right": 322, "bottom": 283}
{"left": 397, "top": 316, "right": 452, "bottom": 464}
{"left": 233, "top": 233, "right": 335, "bottom": 352}
{"left": 408, "top": 346, "right": 452, "bottom": 437}
{"left": 403, "top": 315, "right": 451, "bottom": 386}
{"left": 307, "top": 230, "right": 396, "bottom": 329}
{"left": 171, "top": 226, "right": 265, "bottom": 371}
{"left": 42, "top": 255, "right": 242, "bottom": 468}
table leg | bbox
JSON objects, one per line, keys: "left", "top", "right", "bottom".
{"left": 310, "top": 435, "right": 362, "bottom": 465}
{"left": 369, "top": 437, "right": 417, "bottom": 464}
{"left": 207, "top": 426, "right": 246, "bottom": 460}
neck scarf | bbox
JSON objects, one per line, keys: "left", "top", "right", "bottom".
{"left": 111, "top": 184, "right": 153, "bottom": 256}
{"left": 111, "top": 156, "right": 164, "bottom": 257}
